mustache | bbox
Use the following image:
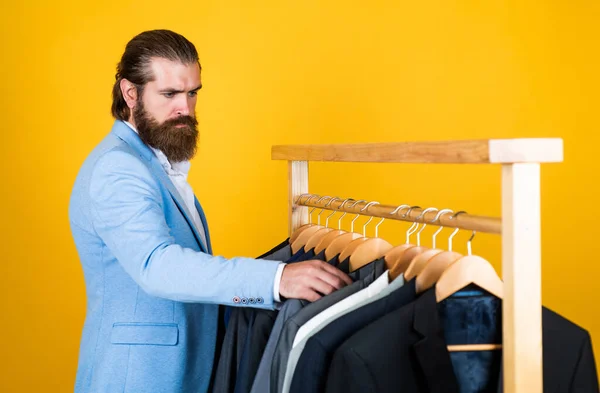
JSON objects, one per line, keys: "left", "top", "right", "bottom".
{"left": 163, "top": 115, "right": 198, "bottom": 129}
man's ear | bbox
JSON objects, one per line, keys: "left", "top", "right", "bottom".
{"left": 120, "top": 79, "right": 138, "bottom": 109}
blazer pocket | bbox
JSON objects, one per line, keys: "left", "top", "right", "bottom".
{"left": 110, "top": 322, "right": 179, "bottom": 346}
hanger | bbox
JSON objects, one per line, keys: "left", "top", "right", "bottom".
{"left": 388, "top": 207, "right": 438, "bottom": 280}
{"left": 383, "top": 205, "right": 419, "bottom": 269}
{"left": 289, "top": 194, "right": 317, "bottom": 243}
{"left": 348, "top": 214, "right": 394, "bottom": 271}
{"left": 436, "top": 229, "right": 503, "bottom": 352}
{"left": 404, "top": 208, "right": 454, "bottom": 281}
{"left": 314, "top": 198, "right": 354, "bottom": 254}
{"left": 338, "top": 201, "right": 381, "bottom": 263}
{"left": 415, "top": 211, "right": 466, "bottom": 293}
{"left": 303, "top": 197, "right": 340, "bottom": 251}
{"left": 290, "top": 195, "right": 332, "bottom": 253}
{"left": 324, "top": 199, "right": 366, "bottom": 260}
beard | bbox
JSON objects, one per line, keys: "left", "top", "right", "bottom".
{"left": 133, "top": 100, "right": 199, "bottom": 163}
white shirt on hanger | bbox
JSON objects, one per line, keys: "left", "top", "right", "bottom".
{"left": 124, "top": 121, "right": 284, "bottom": 302}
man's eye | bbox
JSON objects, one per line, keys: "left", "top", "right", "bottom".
{"left": 163, "top": 92, "right": 174, "bottom": 98}
{"left": 189, "top": 91, "right": 198, "bottom": 97}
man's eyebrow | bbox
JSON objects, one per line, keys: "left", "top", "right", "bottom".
{"left": 158, "top": 85, "right": 202, "bottom": 94}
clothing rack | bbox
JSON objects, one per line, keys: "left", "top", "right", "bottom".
{"left": 272, "top": 138, "right": 564, "bottom": 393}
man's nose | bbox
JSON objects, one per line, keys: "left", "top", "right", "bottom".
{"left": 176, "top": 99, "right": 191, "bottom": 116}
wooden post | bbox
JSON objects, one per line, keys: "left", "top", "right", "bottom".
{"left": 502, "top": 163, "right": 542, "bottom": 393}
{"left": 288, "top": 161, "right": 309, "bottom": 235}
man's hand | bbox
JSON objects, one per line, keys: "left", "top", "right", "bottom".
{"left": 279, "top": 260, "right": 353, "bottom": 302}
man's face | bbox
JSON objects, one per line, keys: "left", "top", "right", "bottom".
{"left": 133, "top": 58, "right": 202, "bottom": 162}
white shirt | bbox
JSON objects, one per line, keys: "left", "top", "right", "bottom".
{"left": 124, "top": 121, "right": 284, "bottom": 302}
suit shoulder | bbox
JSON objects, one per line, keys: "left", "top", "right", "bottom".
{"left": 93, "top": 145, "right": 151, "bottom": 175}
{"left": 543, "top": 306, "right": 590, "bottom": 338}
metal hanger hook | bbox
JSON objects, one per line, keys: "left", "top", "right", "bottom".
{"left": 349, "top": 199, "right": 367, "bottom": 233}
{"left": 448, "top": 210, "right": 467, "bottom": 252}
{"left": 374, "top": 216, "right": 386, "bottom": 238}
{"left": 414, "top": 207, "right": 439, "bottom": 246}
{"left": 324, "top": 197, "right": 340, "bottom": 228}
{"left": 335, "top": 198, "right": 354, "bottom": 230}
{"left": 360, "top": 201, "right": 380, "bottom": 237}
{"left": 314, "top": 196, "right": 333, "bottom": 226}
{"left": 304, "top": 194, "right": 320, "bottom": 224}
{"left": 430, "top": 208, "right": 454, "bottom": 249}
{"left": 402, "top": 206, "right": 421, "bottom": 244}
{"left": 294, "top": 193, "right": 312, "bottom": 205}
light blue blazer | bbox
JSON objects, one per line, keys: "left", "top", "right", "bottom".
{"left": 69, "top": 120, "right": 281, "bottom": 393}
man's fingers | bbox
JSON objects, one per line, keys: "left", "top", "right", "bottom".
{"left": 317, "top": 261, "right": 353, "bottom": 285}
{"left": 307, "top": 276, "right": 337, "bottom": 296}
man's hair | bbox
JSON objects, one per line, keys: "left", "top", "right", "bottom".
{"left": 111, "top": 29, "right": 200, "bottom": 121}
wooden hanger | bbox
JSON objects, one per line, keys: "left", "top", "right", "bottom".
{"left": 324, "top": 199, "right": 368, "bottom": 260}
{"left": 291, "top": 226, "right": 324, "bottom": 253}
{"left": 313, "top": 198, "right": 357, "bottom": 253}
{"left": 314, "top": 229, "right": 347, "bottom": 254}
{"left": 290, "top": 225, "right": 311, "bottom": 244}
{"left": 338, "top": 237, "right": 369, "bottom": 263}
{"left": 404, "top": 249, "right": 443, "bottom": 281}
{"left": 423, "top": 221, "right": 502, "bottom": 352}
{"left": 349, "top": 217, "right": 393, "bottom": 271}
{"left": 389, "top": 246, "right": 428, "bottom": 280}
{"left": 290, "top": 195, "right": 333, "bottom": 253}
{"left": 415, "top": 212, "right": 466, "bottom": 293}
{"left": 303, "top": 197, "right": 342, "bottom": 251}
{"left": 325, "top": 232, "right": 363, "bottom": 261}
{"left": 415, "top": 250, "right": 462, "bottom": 293}
{"left": 387, "top": 208, "right": 438, "bottom": 279}
{"left": 404, "top": 209, "right": 454, "bottom": 281}
{"left": 338, "top": 202, "right": 383, "bottom": 266}
{"left": 381, "top": 205, "right": 416, "bottom": 269}
{"left": 436, "top": 233, "right": 504, "bottom": 352}
{"left": 289, "top": 194, "right": 319, "bottom": 243}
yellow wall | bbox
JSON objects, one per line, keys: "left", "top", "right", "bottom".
{"left": 1, "top": 1, "right": 599, "bottom": 391}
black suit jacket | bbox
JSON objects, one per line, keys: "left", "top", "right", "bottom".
{"left": 325, "top": 287, "right": 599, "bottom": 393}
{"left": 290, "top": 278, "right": 417, "bottom": 393}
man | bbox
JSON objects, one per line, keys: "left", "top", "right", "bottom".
{"left": 68, "top": 29, "right": 351, "bottom": 393}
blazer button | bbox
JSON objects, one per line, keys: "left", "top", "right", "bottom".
{"left": 249, "top": 298, "right": 256, "bottom": 304}
{"left": 241, "top": 297, "right": 248, "bottom": 304}
{"left": 256, "top": 297, "right": 264, "bottom": 304}
{"left": 232, "top": 296, "right": 241, "bottom": 304}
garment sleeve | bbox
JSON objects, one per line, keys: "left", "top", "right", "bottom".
{"left": 89, "top": 149, "right": 280, "bottom": 308}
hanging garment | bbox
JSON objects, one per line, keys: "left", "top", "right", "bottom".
{"left": 325, "top": 287, "right": 599, "bottom": 393}
{"left": 233, "top": 309, "right": 278, "bottom": 393}
{"left": 288, "top": 275, "right": 415, "bottom": 393}
{"left": 214, "top": 240, "right": 337, "bottom": 393}
{"left": 250, "top": 259, "right": 385, "bottom": 393}
{"left": 281, "top": 269, "right": 392, "bottom": 393}
{"left": 212, "top": 239, "right": 293, "bottom": 393}
{"left": 268, "top": 259, "right": 387, "bottom": 393}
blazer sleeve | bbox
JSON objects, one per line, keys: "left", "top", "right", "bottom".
{"left": 325, "top": 347, "right": 377, "bottom": 393}
{"left": 88, "top": 149, "right": 281, "bottom": 308}
{"left": 570, "top": 331, "right": 599, "bottom": 392}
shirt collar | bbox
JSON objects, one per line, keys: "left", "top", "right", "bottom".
{"left": 124, "top": 121, "right": 191, "bottom": 177}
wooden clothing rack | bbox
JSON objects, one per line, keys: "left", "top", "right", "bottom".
{"left": 272, "top": 138, "right": 564, "bottom": 393}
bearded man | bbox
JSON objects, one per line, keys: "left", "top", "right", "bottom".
{"left": 68, "top": 29, "right": 350, "bottom": 393}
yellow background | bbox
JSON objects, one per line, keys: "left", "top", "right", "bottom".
{"left": 1, "top": 1, "right": 599, "bottom": 391}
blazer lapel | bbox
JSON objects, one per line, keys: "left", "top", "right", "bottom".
{"left": 412, "top": 288, "right": 461, "bottom": 393}
{"left": 111, "top": 121, "right": 209, "bottom": 253}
